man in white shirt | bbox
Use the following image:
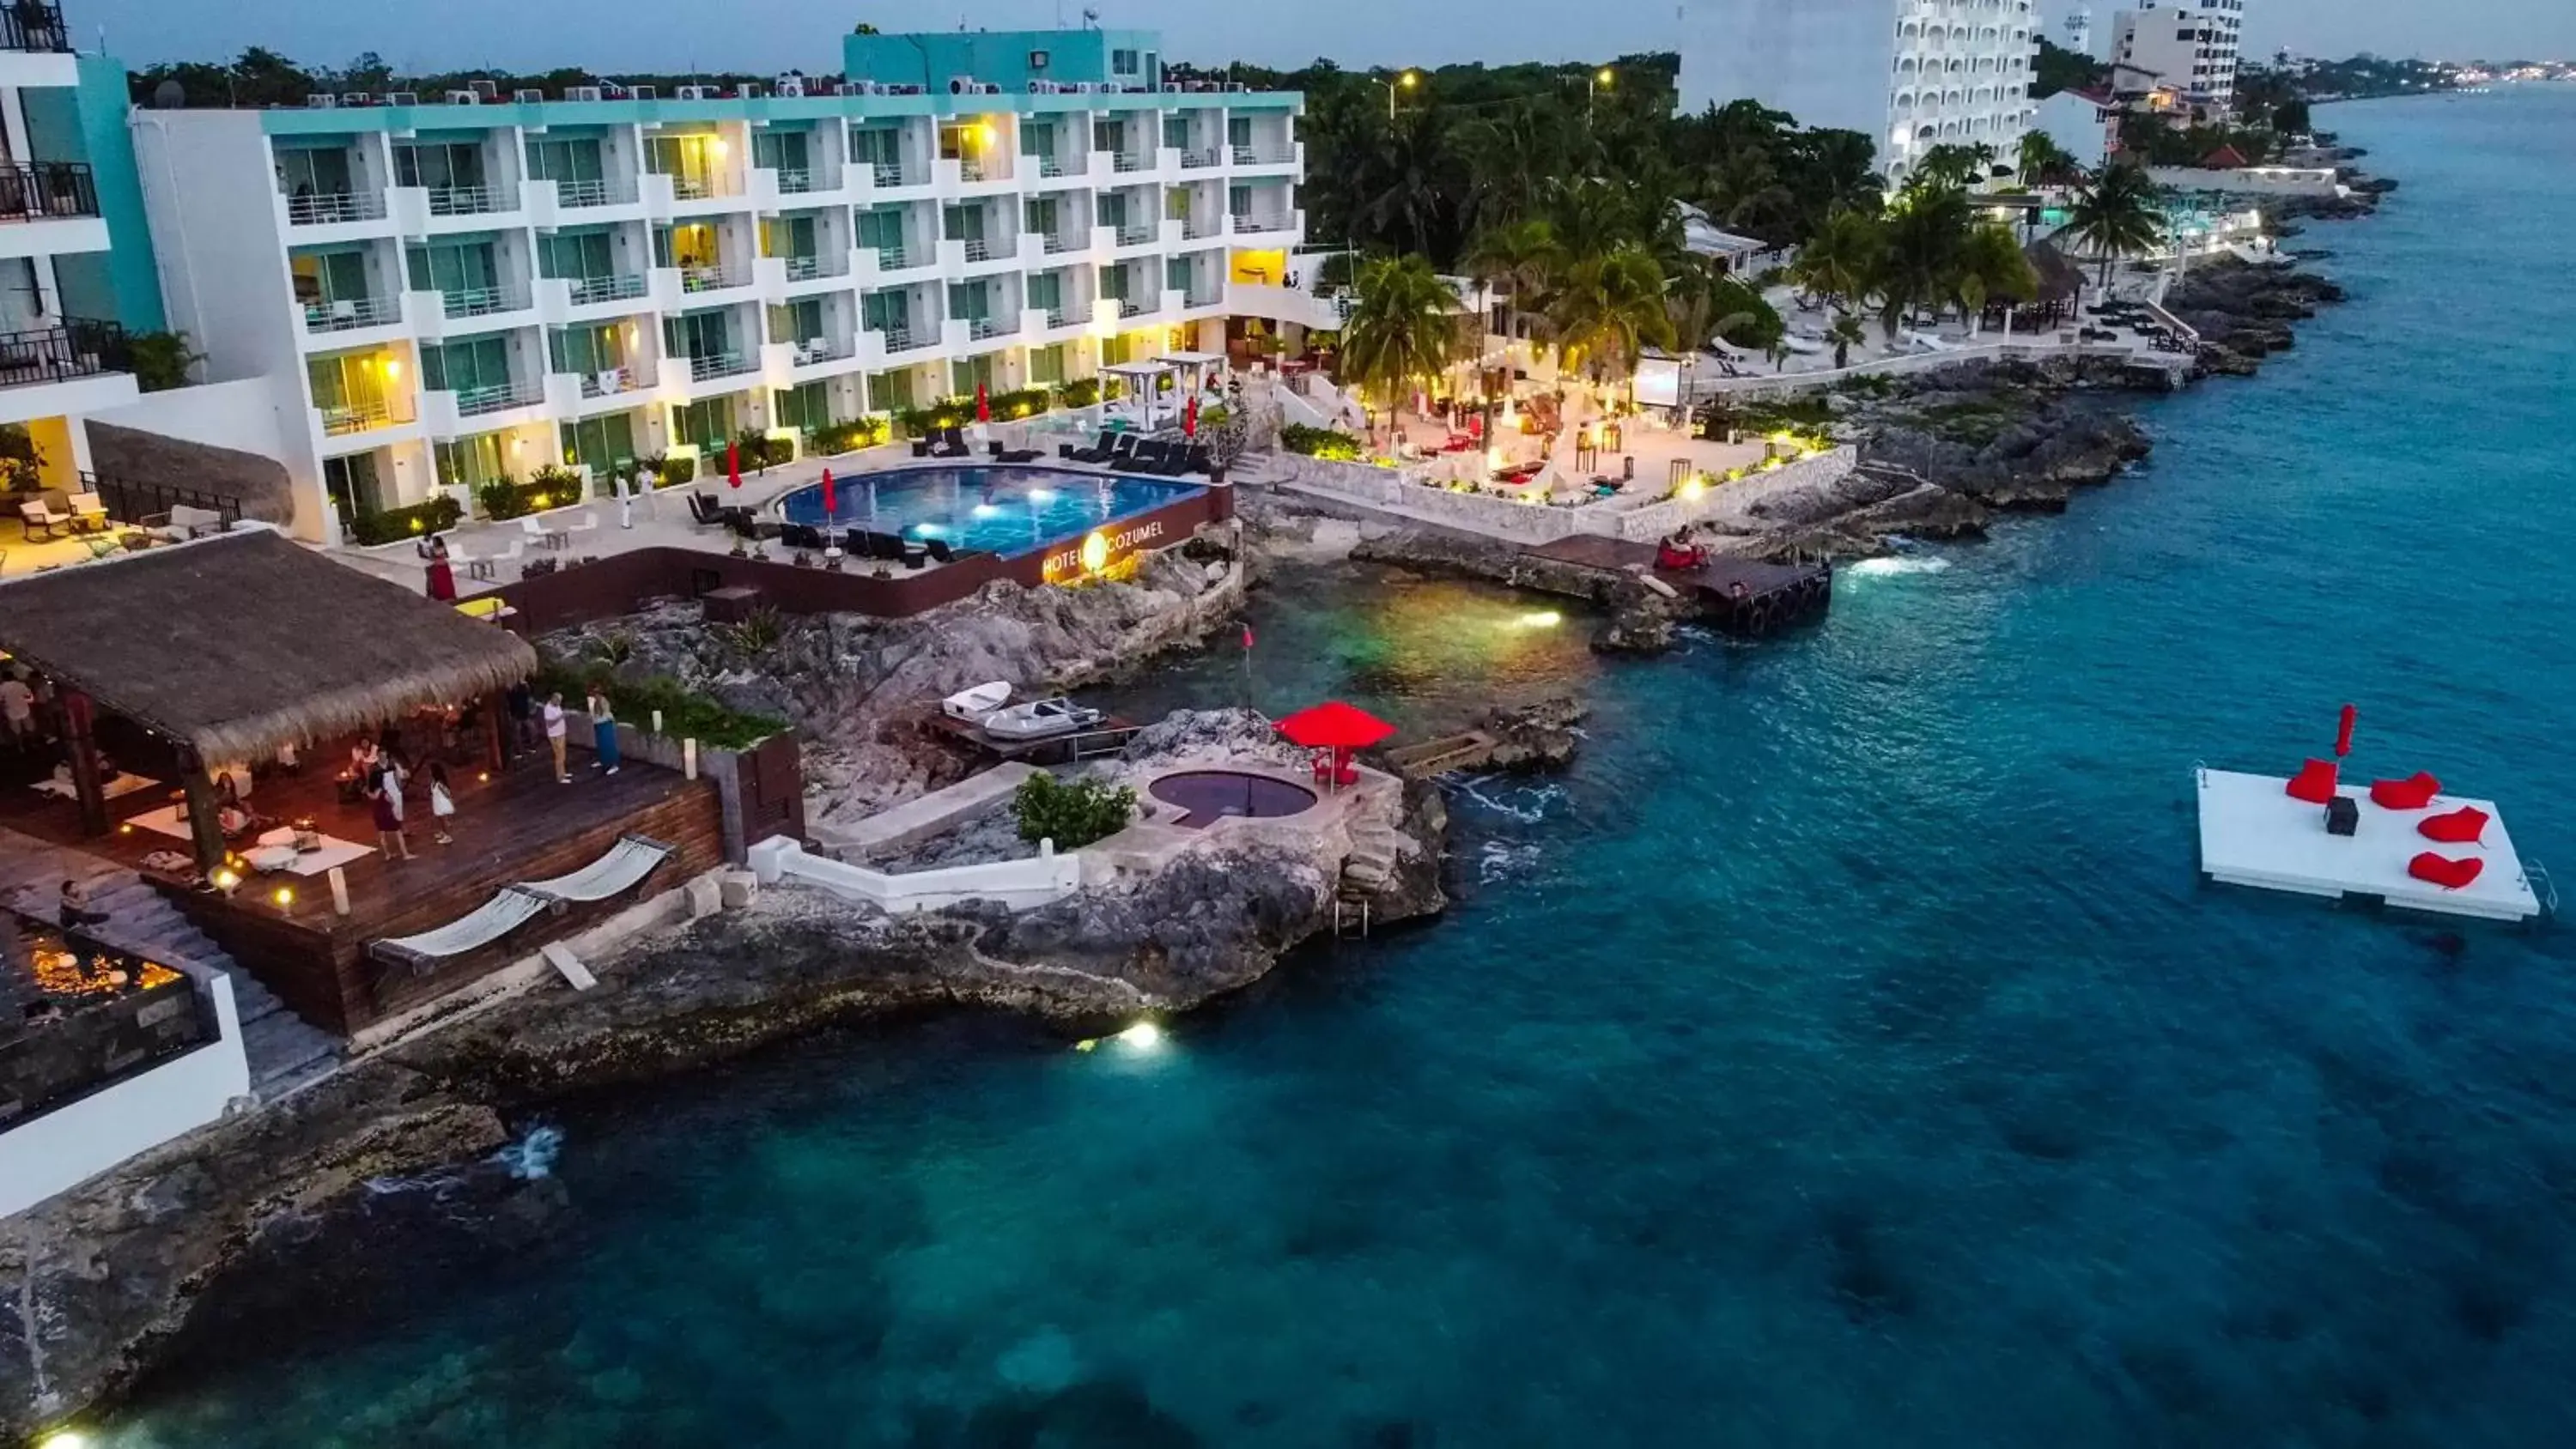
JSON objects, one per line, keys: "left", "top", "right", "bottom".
{"left": 0, "top": 671, "right": 36, "bottom": 749}
{"left": 543, "top": 693, "right": 569, "bottom": 783}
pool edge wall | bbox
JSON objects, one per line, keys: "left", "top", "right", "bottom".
{"left": 492, "top": 485, "right": 1229, "bottom": 634}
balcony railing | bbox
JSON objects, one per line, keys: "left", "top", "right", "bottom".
{"left": 788, "top": 336, "right": 854, "bottom": 367}
{"left": 772, "top": 167, "right": 815, "bottom": 194}
{"left": 0, "top": 2, "right": 70, "bottom": 52}
{"left": 960, "top": 237, "right": 999, "bottom": 264}
{"left": 871, "top": 161, "right": 924, "bottom": 188}
{"left": 82, "top": 472, "right": 242, "bottom": 530}
{"left": 442, "top": 285, "right": 531, "bottom": 319}
{"left": 869, "top": 242, "right": 913, "bottom": 270}
{"left": 681, "top": 265, "right": 749, "bottom": 294}
{"left": 1042, "top": 233, "right": 1080, "bottom": 255}
{"left": 963, "top": 317, "right": 1005, "bottom": 341}
{"left": 1231, "top": 144, "right": 1295, "bottom": 166}
{"left": 1181, "top": 218, "right": 1220, "bottom": 239}
{"left": 550, "top": 177, "right": 640, "bottom": 209}
{"left": 1103, "top": 296, "right": 1139, "bottom": 318}
{"left": 1042, "top": 306, "right": 1075, "bottom": 330}
{"left": 451, "top": 379, "right": 545, "bottom": 416}
{"left": 1181, "top": 289, "right": 1218, "bottom": 309}
{"left": 686, "top": 351, "right": 754, "bottom": 381}
{"left": 302, "top": 295, "right": 402, "bottom": 333}
{"left": 958, "top": 158, "right": 1002, "bottom": 184}
{"left": 0, "top": 319, "right": 130, "bottom": 390}
{"left": 0, "top": 163, "right": 98, "bottom": 223}
{"left": 566, "top": 273, "right": 648, "bottom": 306}
{"left": 575, "top": 367, "right": 653, "bottom": 398}
{"left": 665, "top": 172, "right": 744, "bottom": 201}
{"left": 1230, "top": 213, "right": 1294, "bottom": 234}
{"left": 1114, "top": 224, "right": 1152, "bottom": 246}
{"left": 1112, "top": 153, "right": 1148, "bottom": 173}
{"left": 286, "top": 191, "right": 388, "bottom": 227}
{"left": 1180, "top": 147, "right": 1221, "bottom": 169}
{"left": 317, "top": 397, "right": 397, "bottom": 436}
{"left": 1034, "top": 155, "right": 1066, "bottom": 179}
{"left": 878, "top": 327, "right": 933, "bottom": 354}
{"left": 782, "top": 253, "right": 850, "bottom": 282}
{"left": 425, "top": 185, "right": 519, "bottom": 217}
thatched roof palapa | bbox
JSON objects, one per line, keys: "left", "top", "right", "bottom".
{"left": 0, "top": 528, "right": 537, "bottom": 763}
{"left": 2023, "top": 239, "right": 2087, "bottom": 303}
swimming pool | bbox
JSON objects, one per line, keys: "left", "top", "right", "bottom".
{"left": 773, "top": 465, "right": 1204, "bottom": 558}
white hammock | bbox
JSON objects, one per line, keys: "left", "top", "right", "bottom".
{"left": 369, "top": 888, "right": 550, "bottom": 970}
{"left": 519, "top": 834, "right": 674, "bottom": 905}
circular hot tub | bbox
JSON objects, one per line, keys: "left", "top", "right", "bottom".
{"left": 1147, "top": 770, "right": 1321, "bottom": 829}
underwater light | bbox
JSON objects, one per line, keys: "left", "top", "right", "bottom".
{"left": 1514, "top": 609, "right": 1562, "bottom": 629}
{"left": 39, "top": 1431, "right": 89, "bottom": 1449}
{"left": 1026, "top": 488, "right": 1057, "bottom": 504}
{"left": 1117, "top": 1021, "right": 1164, "bottom": 1051}
{"left": 972, "top": 503, "right": 999, "bottom": 518}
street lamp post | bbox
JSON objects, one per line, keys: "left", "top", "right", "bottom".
{"left": 1371, "top": 69, "right": 1420, "bottom": 122}
{"left": 1586, "top": 66, "right": 1613, "bottom": 121}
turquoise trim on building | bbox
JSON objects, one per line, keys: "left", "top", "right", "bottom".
{"left": 20, "top": 55, "right": 167, "bottom": 332}
{"left": 844, "top": 27, "right": 1161, "bottom": 90}
{"left": 254, "top": 85, "right": 1289, "bottom": 141}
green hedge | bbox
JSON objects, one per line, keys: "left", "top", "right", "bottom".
{"left": 1055, "top": 377, "right": 1102, "bottom": 409}
{"left": 535, "top": 656, "right": 786, "bottom": 752}
{"left": 475, "top": 473, "right": 582, "bottom": 520}
{"left": 893, "top": 382, "right": 1102, "bottom": 438}
{"left": 347, "top": 494, "right": 462, "bottom": 546}
{"left": 1281, "top": 423, "right": 1363, "bottom": 461}
{"left": 805, "top": 415, "right": 891, "bottom": 455}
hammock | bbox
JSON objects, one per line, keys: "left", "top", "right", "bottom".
{"left": 519, "top": 834, "right": 675, "bottom": 905}
{"left": 368, "top": 888, "right": 550, "bottom": 971}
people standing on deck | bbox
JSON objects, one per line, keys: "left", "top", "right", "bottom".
{"left": 57, "top": 879, "right": 108, "bottom": 930}
{"left": 368, "top": 758, "right": 416, "bottom": 861}
{"left": 544, "top": 693, "right": 570, "bottom": 784}
{"left": 421, "top": 536, "right": 456, "bottom": 602}
{"left": 427, "top": 761, "right": 457, "bottom": 846}
{"left": 507, "top": 680, "right": 538, "bottom": 755}
{"left": 587, "top": 688, "right": 621, "bottom": 777}
{"left": 0, "top": 669, "right": 35, "bottom": 749}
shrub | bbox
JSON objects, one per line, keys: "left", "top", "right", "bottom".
{"left": 987, "top": 386, "right": 1050, "bottom": 420}
{"left": 732, "top": 427, "right": 791, "bottom": 472}
{"left": 347, "top": 494, "right": 463, "bottom": 546}
{"left": 1012, "top": 771, "right": 1137, "bottom": 850}
{"left": 477, "top": 477, "right": 535, "bottom": 520}
{"left": 654, "top": 453, "right": 696, "bottom": 488}
{"left": 1054, "top": 377, "right": 1102, "bottom": 409}
{"left": 1281, "top": 422, "right": 1363, "bottom": 460}
{"left": 527, "top": 463, "right": 586, "bottom": 500}
{"left": 806, "top": 415, "right": 890, "bottom": 455}
{"left": 533, "top": 655, "right": 787, "bottom": 751}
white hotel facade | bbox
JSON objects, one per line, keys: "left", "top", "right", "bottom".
{"left": 1680, "top": 0, "right": 2043, "bottom": 187}
{"left": 2111, "top": 0, "right": 2246, "bottom": 116}
{"left": 126, "top": 27, "right": 1305, "bottom": 543}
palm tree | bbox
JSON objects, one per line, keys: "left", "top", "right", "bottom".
{"left": 1340, "top": 254, "right": 1466, "bottom": 431}
{"left": 1826, "top": 313, "right": 1868, "bottom": 370}
{"left": 1952, "top": 223, "right": 2038, "bottom": 333}
{"left": 2062, "top": 163, "right": 2168, "bottom": 290}
{"left": 1463, "top": 218, "right": 1563, "bottom": 348}
{"left": 2017, "top": 130, "right": 2081, "bottom": 187}
{"left": 1545, "top": 244, "right": 1674, "bottom": 409}
{"left": 1874, "top": 183, "right": 1972, "bottom": 336}
{"left": 1789, "top": 207, "right": 1884, "bottom": 319}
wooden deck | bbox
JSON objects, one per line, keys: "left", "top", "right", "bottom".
{"left": 0, "top": 750, "right": 725, "bottom": 1035}
{"left": 1524, "top": 535, "right": 1832, "bottom": 636}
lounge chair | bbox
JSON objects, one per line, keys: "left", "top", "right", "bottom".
{"left": 925, "top": 538, "right": 956, "bottom": 564}
{"left": 1152, "top": 444, "right": 1196, "bottom": 477}
{"left": 1122, "top": 440, "right": 1168, "bottom": 473}
{"left": 867, "top": 530, "right": 906, "bottom": 561}
{"left": 932, "top": 426, "right": 971, "bottom": 458}
{"left": 686, "top": 491, "right": 727, "bottom": 526}
{"left": 902, "top": 537, "right": 929, "bottom": 569}
{"left": 1066, "top": 430, "right": 1115, "bottom": 464}
{"left": 1105, "top": 432, "right": 1139, "bottom": 464}
{"left": 16, "top": 499, "right": 61, "bottom": 540}
{"left": 1181, "top": 444, "right": 1214, "bottom": 476}
{"left": 368, "top": 887, "right": 551, "bottom": 974}
{"left": 781, "top": 523, "right": 821, "bottom": 550}
{"left": 519, "top": 834, "right": 674, "bottom": 906}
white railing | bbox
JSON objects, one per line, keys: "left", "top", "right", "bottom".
{"left": 681, "top": 264, "right": 748, "bottom": 294}
{"left": 1180, "top": 146, "right": 1221, "bottom": 168}
{"left": 453, "top": 379, "right": 544, "bottom": 416}
{"left": 879, "top": 327, "right": 933, "bottom": 353}
{"left": 1043, "top": 306, "right": 1074, "bottom": 330}
{"left": 1042, "top": 233, "right": 1080, "bottom": 255}
{"left": 749, "top": 837, "right": 1081, "bottom": 915}
{"left": 790, "top": 337, "right": 854, "bottom": 367}
{"left": 442, "top": 284, "right": 531, "bottom": 318}
{"left": 567, "top": 273, "right": 648, "bottom": 306}
{"left": 871, "top": 161, "right": 923, "bottom": 187}
{"left": 319, "top": 397, "right": 397, "bottom": 435}
{"left": 426, "top": 184, "right": 518, "bottom": 216}
{"left": 286, "top": 191, "right": 386, "bottom": 226}
{"left": 1035, "top": 155, "right": 1066, "bottom": 178}
{"left": 782, "top": 253, "right": 850, "bottom": 281}
{"left": 549, "top": 177, "right": 639, "bottom": 209}
{"left": 1181, "top": 218, "right": 1219, "bottom": 239}
{"left": 1231, "top": 144, "right": 1294, "bottom": 166}
{"left": 665, "top": 171, "right": 744, "bottom": 201}
{"left": 687, "top": 351, "right": 753, "bottom": 381}
{"left": 1106, "top": 295, "right": 1139, "bottom": 317}
{"left": 1230, "top": 213, "right": 1293, "bottom": 234}
{"left": 772, "top": 167, "right": 814, "bottom": 194}
{"left": 303, "top": 295, "right": 401, "bottom": 332}
{"left": 958, "top": 157, "right": 989, "bottom": 183}
{"left": 965, "top": 316, "right": 1005, "bottom": 340}
{"left": 577, "top": 367, "right": 653, "bottom": 397}
{"left": 871, "top": 242, "right": 913, "bottom": 270}
{"left": 1115, "top": 224, "right": 1152, "bottom": 246}
{"left": 1112, "top": 153, "right": 1148, "bottom": 173}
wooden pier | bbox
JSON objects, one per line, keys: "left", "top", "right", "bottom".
{"left": 1524, "top": 536, "right": 1832, "bottom": 636}
{"left": 1384, "top": 731, "right": 1499, "bottom": 779}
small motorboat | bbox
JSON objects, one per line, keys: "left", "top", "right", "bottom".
{"left": 941, "top": 681, "right": 1012, "bottom": 722}
{"left": 982, "top": 696, "right": 1105, "bottom": 742}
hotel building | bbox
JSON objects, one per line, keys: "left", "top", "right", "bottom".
{"left": 0, "top": 0, "right": 162, "bottom": 497}
{"left": 128, "top": 27, "right": 1303, "bottom": 543}
{"left": 1678, "top": 0, "right": 2043, "bottom": 187}
{"left": 2110, "top": 1, "right": 2245, "bottom": 116}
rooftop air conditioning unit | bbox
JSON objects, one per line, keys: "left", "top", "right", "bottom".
{"left": 775, "top": 75, "right": 805, "bottom": 97}
{"left": 513, "top": 88, "right": 544, "bottom": 103}
{"left": 341, "top": 92, "right": 374, "bottom": 106}
{"left": 1225, "top": 82, "right": 1249, "bottom": 92}
{"left": 568, "top": 85, "right": 605, "bottom": 102}
{"left": 470, "top": 79, "right": 500, "bottom": 100}
{"left": 737, "top": 82, "right": 763, "bottom": 99}
{"left": 307, "top": 94, "right": 338, "bottom": 108}
{"left": 948, "top": 76, "right": 976, "bottom": 94}
{"left": 444, "top": 90, "right": 479, "bottom": 105}
{"left": 1027, "top": 80, "right": 1052, "bottom": 94}
{"left": 676, "top": 84, "right": 716, "bottom": 100}
{"left": 386, "top": 91, "right": 418, "bottom": 106}
{"left": 629, "top": 84, "right": 658, "bottom": 100}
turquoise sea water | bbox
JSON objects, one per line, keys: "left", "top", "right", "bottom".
{"left": 107, "top": 91, "right": 2576, "bottom": 1446}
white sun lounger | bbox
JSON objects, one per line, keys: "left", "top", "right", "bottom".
{"left": 519, "top": 834, "right": 674, "bottom": 905}
{"left": 368, "top": 887, "right": 550, "bottom": 971}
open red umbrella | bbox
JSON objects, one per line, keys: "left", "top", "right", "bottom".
{"left": 1182, "top": 393, "right": 1199, "bottom": 439}
{"left": 1276, "top": 700, "right": 1394, "bottom": 789}
{"left": 726, "top": 440, "right": 742, "bottom": 489}
{"left": 975, "top": 381, "right": 991, "bottom": 424}
{"left": 819, "top": 467, "right": 836, "bottom": 516}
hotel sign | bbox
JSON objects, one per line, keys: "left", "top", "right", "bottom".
{"left": 1043, "top": 518, "right": 1167, "bottom": 584}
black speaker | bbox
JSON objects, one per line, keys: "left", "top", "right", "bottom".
{"left": 2325, "top": 796, "right": 2359, "bottom": 837}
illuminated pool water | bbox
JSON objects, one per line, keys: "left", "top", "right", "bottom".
{"left": 773, "top": 464, "right": 1202, "bottom": 557}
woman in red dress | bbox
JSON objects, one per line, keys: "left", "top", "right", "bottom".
{"left": 422, "top": 536, "right": 457, "bottom": 602}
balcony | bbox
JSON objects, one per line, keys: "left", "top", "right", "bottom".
{"left": 665, "top": 173, "right": 744, "bottom": 202}
{"left": 960, "top": 236, "right": 1004, "bottom": 264}
{"left": 1230, "top": 143, "right": 1297, "bottom": 167}
{"left": 566, "top": 273, "right": 648, "bottom": 306}
{"left": 442, "top": 284, "right": 532, "bottom": 320}
{"left": 781, "top": 252, "right": 851, "bottom": 282}
{"left": 680, "top": 264, "right": 751, "bottom": 294}
{"left": 551, "top": 177, "right": 641, "bottom": 209}
{"left": 1180, "top": 217, "right": 1221, "bottom": 240}
{"left": 1042, "top": 233, "right": 1082, "bottom": 256}
{"left": 1103, "top": 296, "right": 1141, "bottom": 318}
{"left": 0, "top": 319, "right": 128, "bottom": 388}
{"left": 685, "top": 351, "right": 756, "bottom": 382}
{"left": 318, "top": 396, "right": 399, "bottom": 437}
{"left": 1111, "top": 153, "right": 1149, "bottom": 174}
{"left": 868, "top": 242, "right": 916, "bottom": 271}
{"left": 869, "top": 161, "right": 927, "bottom": 189}
{"left": 302, "top": 295, "right": 403, "bottom": 333}
{"left": 787, "top": 336, "right": 855, "bottom": 367}
{"left": 1179, "top": 147, "right": 1221, "bottom": 170}
{"left": 1230, "top": 213, "right": 1296, "bottom": 235}
{"left": 576, "top": 366, "right": 654, "bottom": 399}
{"left": 963, "top": 316, "right": 1006, "bottom": 342}
{"left": 1033, "top": 155, "right": 1067, "bottom": 179}
{"left": 1113, "top": 224, "right": 1153, "bottom": 247}
{"left": 0, "top": 162, "right": 96, "bottom": 222}
{"left": 451, "top": 379, "right": 545, "bottom": 417}
{"left": 425, "top": 185, "right": 519, "bottom": 218}
{"left": 0, "top": 2, "right": 70, "bottom": 52}
{"left": 877, "top": 326, "right": 933, "bottom": 354}
{"left": 287, "top": 191, "right": 388, "bottom": 227}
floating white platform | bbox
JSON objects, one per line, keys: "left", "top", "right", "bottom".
{"left": 2196, "top": 767, "right": 2545, "bottom": 922}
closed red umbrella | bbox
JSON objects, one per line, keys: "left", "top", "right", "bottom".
{"left": 820, "top": 467, "right": 836, "bottom": 516}
{"left": 726, "top": 440, "right": 742, "bottom": 489}
{"left": 1276, "top": 700, "right": 1394, "bottom": 790}
{"left": 1182, "top": 393, "right": 1199, "bottom": 438}
{"left": 975, "top": 381, "right": 991, "bottom": 424}
{"left": 2334, "top": 703, "right": 2358, "bottom": 757}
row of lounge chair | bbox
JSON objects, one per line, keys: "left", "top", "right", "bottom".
{"left": 1058, "top": 431, "right": 1214, "bottom": 477}
{"left": 368, "top": 834, "right": 674, "bottom": 976}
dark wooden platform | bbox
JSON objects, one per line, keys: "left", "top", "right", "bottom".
{"left": 928, "top": 712, "right": 1145, "bottom": 765}
{"left": 1524, "top": 536, "right": 1831, "bottom": 636}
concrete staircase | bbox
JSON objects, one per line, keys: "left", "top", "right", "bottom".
{"left": 1341, "top": 815, "right": 1403, "bottom": 895}
{"left": 1, "top": 828, "right": 342, "bottom": 1103}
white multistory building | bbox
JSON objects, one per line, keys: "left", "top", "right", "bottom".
{"left": 1679, "top": 0, "right": 2042, "bottom": 188}
{"left": 2111, "top": 0, "right": 2245, "bottom": 115}
{"left": 126, "top": 26, "right": 1306, "bottom": 543}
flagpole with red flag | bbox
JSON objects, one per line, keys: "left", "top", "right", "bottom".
{"left": 1241, "top": 621, "right": 1254, "bottom": 712}
{"left": 726, "top": 440, "right": 742, "bottom": 490}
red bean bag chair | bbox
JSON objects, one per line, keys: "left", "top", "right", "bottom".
{"left": 2284, "top": 758, "right": 2339, "bottom": 804}
{"left": 2370, "top": 771, "right": 2441, "bottom": 810}
{"left": 2407, "top": 852, "right": 2483, "bottom": 890}
{"left": 2417, "top": 805, "right": 2489, "bottom": 845}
